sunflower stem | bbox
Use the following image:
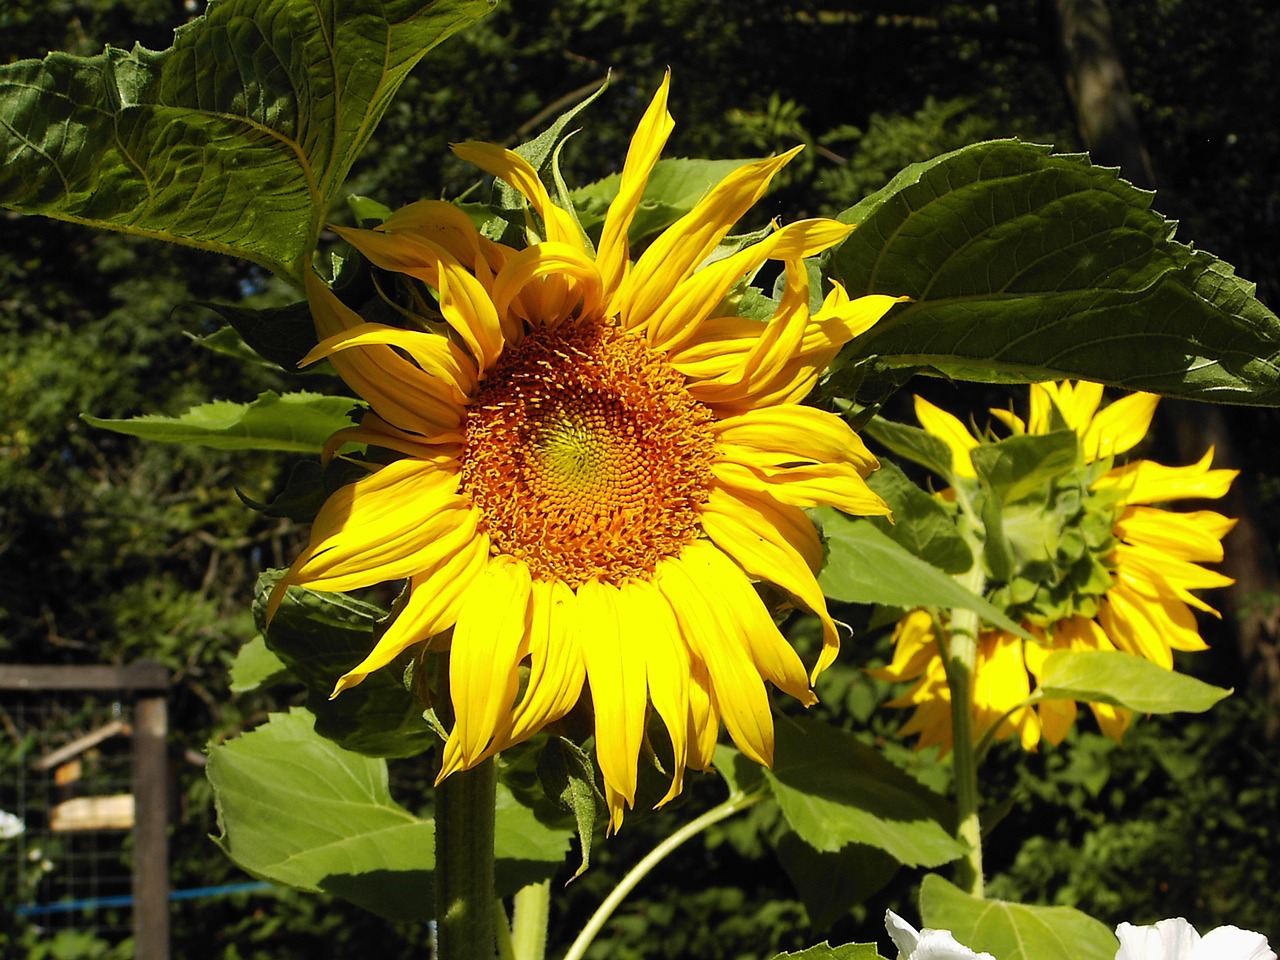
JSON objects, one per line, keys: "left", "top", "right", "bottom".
{"left": 436, "top": 758, "right": 499, "bottom": 960}
{"left": 947, "top": 561, "right": 987, "bottom": 898}
{"left": 561, "top": 790, "right": 765, "bottom": 960}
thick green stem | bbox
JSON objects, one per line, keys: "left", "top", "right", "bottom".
{"left": 561, "top": 791, "right": 765, "bottom": 960}
{"left": 437, "top": 758, "right": 498, "bottom": 960}
{"left": 947, "top": 563, "right": 986, "bottom": 898}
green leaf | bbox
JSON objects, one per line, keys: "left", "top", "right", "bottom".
{"left": 763, "top": 944, "right": 885, "bottom": 960}
{"left": 0, "top": 0, "right": 493, "bottom": 280}
{"left": 254, "top": 572, "right": 437, "bottom": 759}
{"left": 827, "top": 140, "right": 1280, "bottom": 405}
{"left": 815, "top": 508, "right": 1030, "bottom": 638}
{"left": 208, "top": 707, "right": 436, "bottom": 921}
{"left": 1037, "top": 650, "right": 1232, "bottom": 713}
{"left": 536, "top": 737, "right": 600, "bottom": 880}
{"left": 861, "top": 416, "right": 955, "bottom": 481}
{"left": 573, "top": 158, "right": 757, "bottom": 246}
{"left": 228, "top": 636, "right": 289, "bottom": 694}
{"left": 919, "top": 874, "right": 1117, "bottom": 960}
{"left": 83, "top": 390, "right": 360, "bottom": 453}
{"left": 774, "top": 833, "right": 899, "bottom": 931}
{"left": 866, "top": 462, "right": 972, "bottom": 574}
{"left": 764, "top": 718, "right": 964, "bottom": 868}
{"left": 198, "top": 297, "right": 321, "bottom": 370}
{"left": 209, "top": 708, "right": 571, "bottom": 922}
{"left": 970, "top": 431, "right": 1079, "bottom": 504}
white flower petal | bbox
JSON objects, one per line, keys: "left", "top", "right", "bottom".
{"left": 887, "top": 911, "right": 922, "bottom": 957}
{"left": 1197, "top": 926, "right": 1276, "bottom": 960}
{"left": 885, "top": 910, "right": 996, "bottom": 960}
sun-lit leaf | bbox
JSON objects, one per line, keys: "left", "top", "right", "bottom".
{"left": 0, "top": 0, "right": 493, "bottom": 280}
{"left": 827, "top": 140, "right": 1280, "bottom": 405}
{"left": 815, "top": 508, "right": 1029, "bottom": 638}
{"left": 919, "top": 874, "right": 1117, "bottom": 960}
{"left": 764, "top": 718, "right": 964, "bottom": 868}
{"left": 209, "top": 708, "right": 570, "bottom": 921}
{"left": 1037, "top": 650, "right": 1232, "bottom": 713}
{"left": 866, "top": 462, "right": 972, "bottom": 574}
{"left": 83, "top": 391, "right": 360, "bottom": 453}
{"left": 763, "top": 944, "right": 885, "bottom": 960}
{"left": 228, "top": 635, "right": 289, "bottom": 694}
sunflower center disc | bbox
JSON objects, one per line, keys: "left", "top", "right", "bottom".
{"left": 462, "top": 321, "right": 716, "bottom": 586}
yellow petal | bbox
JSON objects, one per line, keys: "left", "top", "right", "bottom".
{"left": 452, "top": 141, "right": 584, "bottom": 251}
{"left": 685, "top": 655, "right": 721, "bottom": 772}
{"left": 914, "top": 395, "right": 977, "bottom": 478}
{"left": 972, "top": 632, "right": 1039, "bottom": 750}
{"left": 331, "top": 526, "right": 490, "bottom": 695}
{"left": 869, "top": 610, "right": 938, "bottom": 681}
{"left": 715, "top": 404, "right": 879, "bottom": 475}
{"left": 699, "top": 483, "right": 841, "bottom": 681}
{"left": 597, "top": 73, "right": 674, "bottom": 303}
{"left": 576, "top": 579, "right": 650, "bottom": 820}
{"left": 381, "top": 198, "right": 508, "bottom": 282}
{"left": 1049, "top": 380, "right": 1104, "bottom": 435}
{"left": 656, "top": 551, "right": 775, "bottom": 767}
{"left": 621, "top": 579, "right": 692, "bottom": 807}
{"left": 1114, "top": 506, "right": 1236, "bottom": 562}
{"left": 489, "top": 241, "right": 604, "bottom": 328}
{"left": 712, "top": 458, "right": 891, "bottom": 516}
{"left": 301, "top": 321, "right": 478, "bottom": 404}
{"left": 504, "top": 578, "right": 587, "bottom": 747}
{"left": 1081, "top": 391, "right": 1159, "bottom": 461}
{"left": 438, "top": 557, "right": 533, "bottom": 779}
{"left": 1096, "top": 450, "right": 1237, "bottom": 504}
{"left": 618, "top": 147, "right": 803, "bottom": 329}
{"left": 304, "top": 272, "right": 465, "bottom": 436}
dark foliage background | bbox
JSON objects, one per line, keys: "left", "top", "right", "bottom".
{"left": 1, "top": 0, "right": 1277, "bottom": 956}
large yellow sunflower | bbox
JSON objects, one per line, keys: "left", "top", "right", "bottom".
{"left": 268, "top": 76, "right": 901, "bottom": 829}
{"left": 873, "top": 381, "right": 1236, "bottom": 751}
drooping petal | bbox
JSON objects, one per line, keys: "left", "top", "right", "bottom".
{"left": 685, "top": 654, "right": 720, "bottom": 772}
{"left": 576, "top": 578, "right": 650, "bottom": 831}
{"left": 502, "top": 578, "right": 586, "bottom": 747}
{"left": 489, "top": 241, "right": 604, "bottom": 328}
{"left": 699, "top": 483, "right": 842, "bottom": 680}
{"left": 331, "top": 525, "right": 490, "bottom": 695}
{"left": 656, "top": 549, "right": 775, "bottom": 767}
{"left": 452, "top": 141, "right": 585, "bottom": 251}
{"left": 267, "top": 459, "right": 467, "bottom": 618}
{"left": 304, "top": 272, "right": 466, "bottom": 436}
{"left": 438, "top": 557, "right": 533, "bottom": 779}
{"left": 380, "top": 198, "right": 509, "bottom": 283}
{"left": 1114, "top": 506, "right": 1236, "bottom": 562}
{"left": 714, "top": 404, "right": 880, "bottom": 474}
{"left": 301, "top": 320, "right": 478, "bottom": 405}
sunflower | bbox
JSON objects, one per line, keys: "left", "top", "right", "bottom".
{"left": 874, "top": 381, "right": 1236, "bottom": 751}
{"left": 268, "top": 75, "right": 901, "bottom": 829}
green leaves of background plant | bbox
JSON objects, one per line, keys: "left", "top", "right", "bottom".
{"left": 1037, "top": 650, "right": 1231, "bottom": 714}
{"left": 0, "top": 0, "right": 493, "bottom": 281}
{"left": 83, "top": 391, "right": 360, "bottom": 453}
{"left": 920, "top": 874, "right": 1117, "bottom": 960}
{"left": 208, "top": 707, "right": 571, "bottom": 922}
{"left": 827, "top": 140, "right": 1280, "bottom": 405}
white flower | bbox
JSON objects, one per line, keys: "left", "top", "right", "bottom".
{"left": 886, "top": 910, "right": 997, "bottom": 960}
{"left": 1115, "top": 918, "right": 1275, "bottom": 960}
{"left": 0, "top": 809, "right": 24, "bottom": 840}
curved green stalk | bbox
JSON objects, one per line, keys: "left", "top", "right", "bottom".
{"left": 561, "top": 791, "right": 766, "bottom": 960}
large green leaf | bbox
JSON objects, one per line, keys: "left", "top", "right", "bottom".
{"left": 209, "top": 708, "right": 571, "bottom": 921}
{"left": 815, "top": 508, "right": 1029, "bottom": 638}
{"left": 764, "top": 718, "right": 965, "bottom": 868}
{"left": 83, "top": 390, "right": 360, "bottom": 453}
{"left": 764, "top": 945, "right": 885, "bottom": 960}
{"left": 827, "top": 140, "right": 1280, "bottom": 404}
{"left": 865, "top": 462, "right": 972, "bottom": 575}
{"left": 254, "top": 571, "right": 436, "bottom": 759}
{"left": 919, "top": 875, "right": 1117, "bottom": 960}
{"left": 0, "top": 0, "right": 493, "bottom": 280}
{"left": 208, "top": 707, "right": 436, "bottom": 921}
{"left": 1036, "top": 650, "right": 1231, "bottom": 713}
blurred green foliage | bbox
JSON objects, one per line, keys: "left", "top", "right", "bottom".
{"left": 1, "top": 0, "right": 1277, "bottom": 957}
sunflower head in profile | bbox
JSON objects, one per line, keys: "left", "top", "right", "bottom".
{"left": 873, "top": 381, "right": 1237, "bottom": 752}
{"left": 268, "top": 75, "right": 903, "bottom": 830}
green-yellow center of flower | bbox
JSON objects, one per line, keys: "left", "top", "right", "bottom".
{"left": 461, "top": 320, "right": 716, "bottom": 587}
